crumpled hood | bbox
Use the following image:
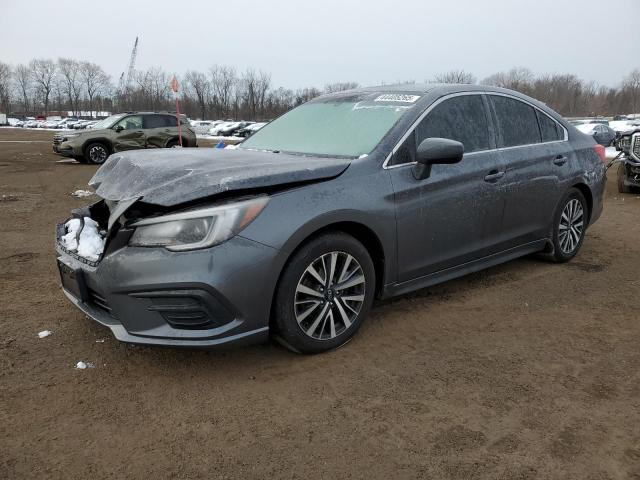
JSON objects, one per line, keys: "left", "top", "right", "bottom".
{"left": 89, "top": 147, "right": 351, "bottom": 207}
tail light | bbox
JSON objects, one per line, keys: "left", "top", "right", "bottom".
{"left": 593, "top": 144, "right": 606, "bottom": 163}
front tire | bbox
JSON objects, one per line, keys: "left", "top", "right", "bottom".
{"left": 617, "top": 164, "right": 631, "bottom": 194}
{"left": 550, "top": 188, "right": 588, "bottom": 263}
{"left": 273, "top": 232, "right": 375, "bottom": 354}
{"left": 84, "top": 142, "right": 109, "bottom": 164}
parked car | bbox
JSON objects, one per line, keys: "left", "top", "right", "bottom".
{"left": 219, "top": 121, "right": 254, "bottom": 136}
{"left": 208, "top": 121, "right": 237, "bottom": 135}
{"left": 73, "top": 120, "right": 97, "bottom": 130}
{"left": 190, "top": 120, "right": 221, "bottom": 135}
{"left": 575, "top": 123, "right": 616, "bottom": 146}
{"left": 52, "top": 112, "right": 197, "bottom": 164}
{"left": 235, "top": 122, "right": 267, "bottom": 138}
{"left": 56, "top": 85, "right": 606, "bottom": 353}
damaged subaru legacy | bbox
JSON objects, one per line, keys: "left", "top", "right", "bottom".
{"left": 56, "top": 85, "right": 606, "bottom": 354}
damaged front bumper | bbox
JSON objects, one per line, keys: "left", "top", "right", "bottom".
{"left": 620, "top": 160, "right": 640, "bottom": 187}
{"left": 55, "top": 222, "right": 279, "bottom": 347}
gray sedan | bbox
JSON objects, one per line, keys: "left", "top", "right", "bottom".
{"left": 56, "top": 84, "right": 606, "bottom": 354}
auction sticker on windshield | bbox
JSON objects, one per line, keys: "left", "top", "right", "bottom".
{"left": 374, "top": 94, "right": 420, "bottom": 103}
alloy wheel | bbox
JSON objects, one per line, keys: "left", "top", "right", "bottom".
{"left": 294, "top": 251, "right": 366, "bottom": 340}
{"left": 558, "top": 198, "right": 584, "bottom": 254}
{"left": 89, "top": 145, "right": 108, "bottom": 163}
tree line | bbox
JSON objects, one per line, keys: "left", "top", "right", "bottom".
{"left": 0, "top": 58, "right": 638, "bottom": 121}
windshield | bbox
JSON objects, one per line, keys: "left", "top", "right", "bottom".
{"left": 239, "top": 93, "right": 418, "bottom": 157}
{"left": 92, "top": 114, "right": 126, "bottom": 130}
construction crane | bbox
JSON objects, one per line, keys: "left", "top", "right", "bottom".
{"left": 117, "top": 36, "right": 139, "bottom": 97}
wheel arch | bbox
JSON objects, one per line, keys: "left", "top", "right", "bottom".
{"left": 166, "top": 136, "right": 188, "bottom": 147}
{"left": 571, "top": 182, "right": 593, "bottom": 224}
{"left": 82, "top": 138, "right": 113, "bottom": 155}
{"left": 270, "top": 220, "right": 388, "bottom": 320}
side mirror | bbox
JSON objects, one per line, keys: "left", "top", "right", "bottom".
{"left": 413, "top": 138, "right": 464, "bottom": 180}
{"left": 114, "top": 125, "right": 124, "bottom": 133}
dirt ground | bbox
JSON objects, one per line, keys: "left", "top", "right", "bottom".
{"left": 1, "top": 128, "right": 639, "bottom": 480}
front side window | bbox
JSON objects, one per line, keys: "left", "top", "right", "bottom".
{"left": 491, "top": 95, "right": 541, "bottom": 147}
{"left": 93, "top": 114, "right": 125, "bottom": 130}
{"left": 415, "top": 95, "right": 491, "bottom": 153}
{"left": 115, "top": 115, "right": 143, "bottom": 130}
{"left": 239, "top": 93, "right": 416, "bottom": 158}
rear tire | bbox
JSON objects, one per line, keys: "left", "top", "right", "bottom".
{"left": 273, "top": 232, "right": 375, "bottom": 354}
{"left": 617, "top": 164, "right": 631, "bottom": 194}
{"left": 550, "top": 188, "right": 588, "bottom": 263}
{"left": 84, "top": 142, "right": 109, "bottom": 164}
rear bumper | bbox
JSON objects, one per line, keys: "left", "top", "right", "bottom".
{"left": 56, "top": 234, "right": 281, "bottom": 348}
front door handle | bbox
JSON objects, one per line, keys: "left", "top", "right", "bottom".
{"left": 553, "top": 155, "right": 568, "bottom": 166}
{"left": 484, "top": 170, "right": 505, "bottom": 182}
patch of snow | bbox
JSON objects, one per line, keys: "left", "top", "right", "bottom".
{"left": 610, "top": 120, "right": 640, "bottom": 132}
{"left": 75, "top": 361, "right": 95, "bottom": 369}
{"left": 575, "top": 124, "right": 597, "bottom": 134}
{"left": 38, "top": 330, "right": 52, "bottom": 338}
{"left": 606, "top": 147, "right": 618, "bottom": 159}
{"left": 224, "top": 144, "right": 238, "bottom": 149}
{"left": 71, "top": 189, "right": 94, "bottom": 198}
{"left": 61, "top": 217, "right": 105, "bottom": 262}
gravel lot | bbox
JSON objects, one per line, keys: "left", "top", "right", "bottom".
{"left": 1, "top": 128, "right": 639, "bottom": 479}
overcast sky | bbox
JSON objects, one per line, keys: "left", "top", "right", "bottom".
{"left": 1, "top": 0, "right": 638, "bottom": 89}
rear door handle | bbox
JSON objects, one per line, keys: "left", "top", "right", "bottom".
{"left": 484, "top": 170, "right": 505, "bottom": 182}
{"left": 553, "top": 155, "right": 568, "bottom": 166}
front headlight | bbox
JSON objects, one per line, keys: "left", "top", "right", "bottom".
{"left": 63, "top": 134, "right": 78, "bottom": 141}
{"left": 129, "top": 196, "right": 269, "bottom": 251}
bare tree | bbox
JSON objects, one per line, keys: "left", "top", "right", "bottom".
{"left": 324, "top": 82, "right": 359, "bottom": 93}
{"left": 184, "top": 70, "right": 210, "bottom": 119}
{"left": 210, "top": 65, "right": 237, "bottom": 118}
{"left": 30, "top": 58, "right": 56, "bottom": 115}
{"left": 623, "top": 69, "right": 640, "bottom": 113}
{"left": 80, "top": 62, "right": 110, "bottom": 117}
{"left": 294, "top": 87, "right": 321, "bottom": 106}
{"left": 432, "top": 70, "right": 476, "bottom": 84}
{"left": 14, "top": 64, "right": 31, "bottom": 116}
{"left": 58, "top": 58, "right": 83, "bottom": 115}
{"left": 481, "top": 67, "right": 534, "bottom": 93}
{"left": 256, "top": 70, "right": 271, "bottom": 119}
{"left": 0, "top": 62, "right": 11, "bottom": 114}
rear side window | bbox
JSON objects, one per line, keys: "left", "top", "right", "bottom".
{"left": 143, "top": 115, "right": 168, "bottom": 129}
{"left": 536, "top": 110, "right": 563, "bottom": 142}
{"left": 416, "top": 95, "right": 490, "bottom": 153}
{"left": 491, "top": 95, "right": 541, "bottom": 147}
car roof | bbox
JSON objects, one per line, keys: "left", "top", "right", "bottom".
{"left": 318, "top": 83, "right": 564, "bottom": 122}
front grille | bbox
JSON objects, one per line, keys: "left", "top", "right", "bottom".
{"left": 631, "top": 134, "right": 640, "bottom": 162}
{"left": 87, "top": 288, "right": 113, "bottom": 316}
{"left": 620, "top": 136, "right": 631, "bottom": 152}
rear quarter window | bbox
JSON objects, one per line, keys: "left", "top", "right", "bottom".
{"left": 491, "top": 95, "right": 541, "bottom": 147}
{"left": 536, "top": 110, "right": 563, "bottom": 142}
